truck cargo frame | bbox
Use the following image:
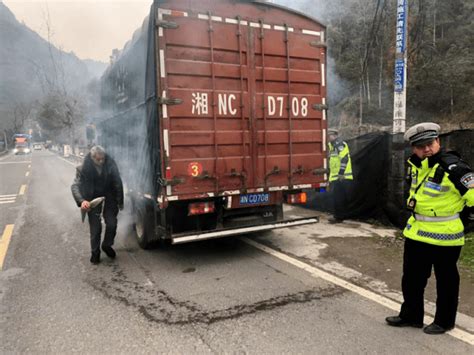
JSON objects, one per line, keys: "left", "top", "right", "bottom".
{"left": 98, "top": 0, "right": 328, "bottom": 248}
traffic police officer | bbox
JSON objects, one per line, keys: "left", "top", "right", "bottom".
{"left": 328, "top": 129, "right": 353, "bottom": 223}
{"left": 386, "top": 122, "right": 474, "bottom": 334}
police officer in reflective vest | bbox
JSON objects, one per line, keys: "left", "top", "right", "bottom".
{"left": 386, "top": 122, "right": 474, "bottom": 334}
{"left": 328, "top": 129, "right": 353, "bottom": 223}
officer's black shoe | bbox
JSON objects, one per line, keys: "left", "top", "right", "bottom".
{"left": 90, "top": 253, "right": 100, "bottom": 265}
{"left": 328, "top": 217, "right": 344, "bottom": 224}
{"left": 101, "top": 245, "right": 116, "bottom": 259}
{"left": 423, "top": 323, "right": 453, "bottom": 335}
{"left": 385, "top": 316, "right": 423, "bottom": 328}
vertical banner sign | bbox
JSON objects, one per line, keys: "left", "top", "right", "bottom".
{"left": 393, "top": 0, "right": 408, "bottom": 133}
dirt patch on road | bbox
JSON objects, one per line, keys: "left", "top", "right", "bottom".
{"left": 87, "top": 262, "right": 345, "bottom": 326}
{"left": 319, "top": 235, "right": 474, "bottom": 317}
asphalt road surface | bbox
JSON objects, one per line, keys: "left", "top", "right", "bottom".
{"left": 0, "top": 149, "right": 472, "bottom": 353}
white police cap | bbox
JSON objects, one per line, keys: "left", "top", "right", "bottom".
{"left": 404, "top": 122, "right": 440, "bottom": 146}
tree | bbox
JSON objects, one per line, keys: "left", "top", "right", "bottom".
{"left": 12, "top": 101, "right": 34, "bottom": 133}
{"left": 321, "top": 0, "right": 472, "bottom": 131}
{"left": 37, "top": 92, "right": 85, "bottom": 145}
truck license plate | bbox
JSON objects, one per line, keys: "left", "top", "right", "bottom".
{"left": 239, "top": 193, "right": 270, "bottom": 205}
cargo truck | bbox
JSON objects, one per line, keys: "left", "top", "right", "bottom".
{"left": 98, "top": 0, "right": 328, "bottom": 248}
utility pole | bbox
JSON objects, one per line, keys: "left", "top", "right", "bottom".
{"left": 393, "top": 0, "right": 408, "bottom": 134}
{"left": 388, "top": 0, "right": 409, "bottom": 226}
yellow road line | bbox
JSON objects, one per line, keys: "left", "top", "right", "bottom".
{"left": 25, "top": 171, "right": 30, "bottom": 177}
{"left": 0, "top": 224, "right": 14, "bottom": 270}
{"left": 18, "top": 184, "right": 27, "bottom": 195}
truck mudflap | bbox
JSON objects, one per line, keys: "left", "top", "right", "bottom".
{"left": 171, "top": 216, "right": 319, "bottom": 245}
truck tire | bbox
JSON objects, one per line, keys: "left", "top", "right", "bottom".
{"left": 134, "top": 202, "right": 155, "bottom": 249}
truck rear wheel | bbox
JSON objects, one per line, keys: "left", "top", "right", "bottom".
{"left": 134, "top": 202, "right": 155, "bottom": 249}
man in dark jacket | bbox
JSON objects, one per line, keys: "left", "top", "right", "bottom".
{"left": 71, "top": 145, "right": 124, "bottom": 264}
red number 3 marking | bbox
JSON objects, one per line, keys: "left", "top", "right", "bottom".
{"left": 188, "top": 162, "right": 202, "bottom": 177}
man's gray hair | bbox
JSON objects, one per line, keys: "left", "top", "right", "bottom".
{"left": 90, "top": 145, "right": 106, "bottom": 157}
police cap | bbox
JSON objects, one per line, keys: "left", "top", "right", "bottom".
{"left": 328, "top": 128, "right": 339, "bottom": 136}
{"left": 404, "top": 122, "right": 440, "bottom": 146}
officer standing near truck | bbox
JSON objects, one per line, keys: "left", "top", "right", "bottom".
{"left": 327, "top": 129, "right": 353, "bottom": 223}
{"left": 385, "top": 122, "right": 474, "bottom": 334}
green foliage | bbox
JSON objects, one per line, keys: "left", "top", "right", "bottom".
{"left": 409, "top": 0, "right": 474, "bottom": 117}
{"left": 326, "top": 0, "right": 473, "bottom": 126}
{"left": 460, "top": 232, "right": 474, "bottom": 271}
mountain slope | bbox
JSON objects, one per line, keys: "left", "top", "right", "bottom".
{"left": 0, "top": 2, "right": 106, "bottom": 111}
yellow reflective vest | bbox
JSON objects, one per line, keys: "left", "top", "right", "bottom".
{"left": 328, "top": 139, "right": 353, "bottom": 182}
{"left": 403, "top": 152, "right": 474, "bottom": 246}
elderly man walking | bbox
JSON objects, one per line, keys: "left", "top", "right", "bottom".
{"left": 71, "top": 146, "right": 124, "bottom": 264}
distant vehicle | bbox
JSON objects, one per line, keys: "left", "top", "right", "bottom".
{"left": 99, "top": 0, "right": 328, "bottom": 248}
{"left": 0, "top": 133, "right": 6, "bottom": 152}
{"left": 13, "top": 134, "right": 32, "bottom": 155}
{"left": 33, "top": 143, "right": 43, "bottom": 150}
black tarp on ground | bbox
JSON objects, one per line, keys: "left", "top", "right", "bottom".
{"left": 306, "top": 129, "right": 474, "bottom": 229}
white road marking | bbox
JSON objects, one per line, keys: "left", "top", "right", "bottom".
{"left": 57, "top": 156, "right": 77, "bottom": 166}
{"left": 242, "top": 237, "right": 474, "bottom": 346}
{"left": 25, "top": 171, "right": 30, "bottom": 177}
{"left": 0, "top": 194, "right": 17, "bottom": 204}
{"left": 18, "top": 185, "right": 27, "bottom": 195}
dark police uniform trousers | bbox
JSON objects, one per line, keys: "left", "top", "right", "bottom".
{"left": 399, "top": 237, "right": 462, "bottom": 328}
{"left": 331, "top": 179, "right": 352, "bottom": 220}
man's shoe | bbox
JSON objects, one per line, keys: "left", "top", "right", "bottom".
{"left": 423, "top": 323, "right": 453, "bottom": 335}
{"left": 328, "top": 217, "right": 344, "bottom": 224}
{"left": 385, "top": 316, "right": 423, "bottom": 328}
{"left": 90, "top": 253, "right": 100, "bottom": 264}
{"left": 102, "top": 245, "right": 116, "bottom": 259}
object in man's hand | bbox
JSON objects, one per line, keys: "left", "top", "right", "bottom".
{"left": 81, "top": 197, "right": 105, "bottom": 222}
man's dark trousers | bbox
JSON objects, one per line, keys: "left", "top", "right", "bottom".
{"left": 332, "top": 180, "right": 352, "bottom": 220}
{"left": 399, "top": 237, "right": 462, "bottom": 328}
{"left": 88, "top": 201, "right": 119, "bottom": 256}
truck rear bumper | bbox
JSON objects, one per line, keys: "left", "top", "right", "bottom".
{"left": 171, "top": 216, "right": 318, "bottom": 244}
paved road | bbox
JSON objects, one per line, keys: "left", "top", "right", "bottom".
{"left": 0, "top": 150, "right": 472, "bottom": 353}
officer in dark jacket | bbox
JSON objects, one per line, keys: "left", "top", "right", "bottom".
{"left": 71, "top": 146, "right": 124, "bottom": 264}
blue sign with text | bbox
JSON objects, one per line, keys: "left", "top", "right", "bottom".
{"left": 396, "top": 0, "right": 407, "bottom": 53}
{"left": 394, "top": 59, "right": 404, "bottom": 92}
